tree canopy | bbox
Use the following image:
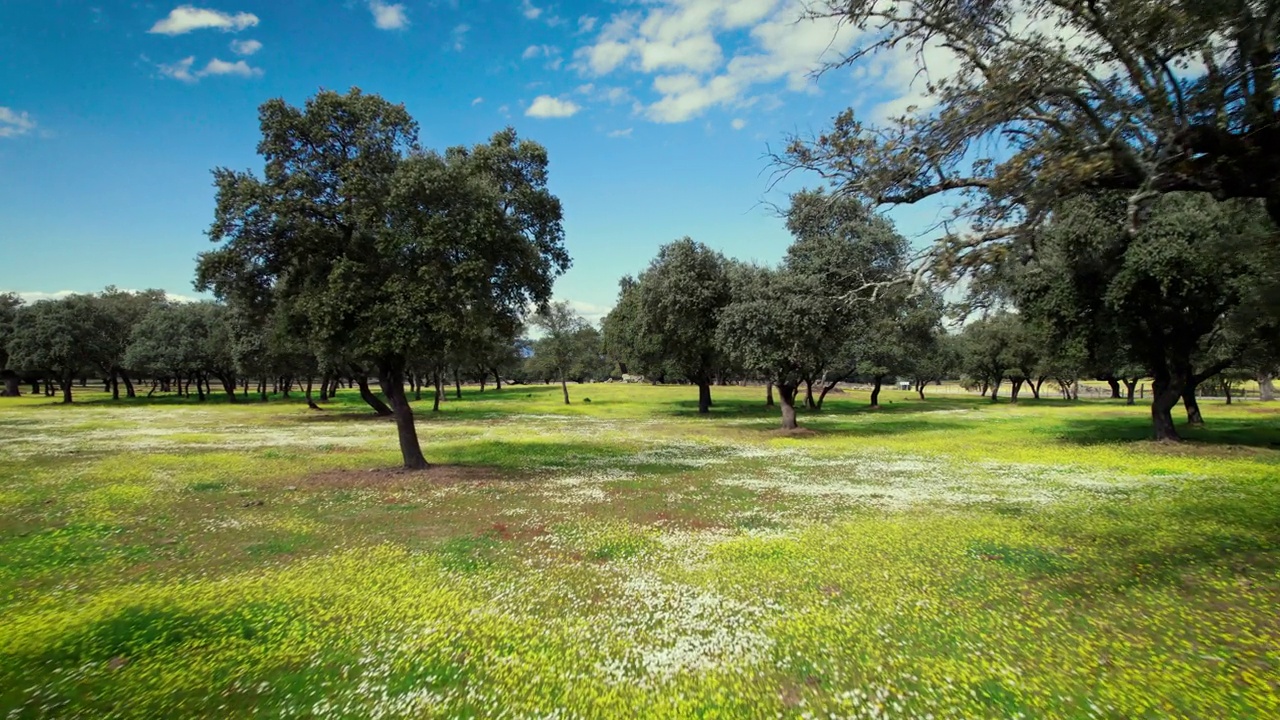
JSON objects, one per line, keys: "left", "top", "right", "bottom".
{"left": 195, "top": 88, "right": 569, "bottom": 467}
{"left": 782, "top": 0, "right": 1280, "bottom": 277}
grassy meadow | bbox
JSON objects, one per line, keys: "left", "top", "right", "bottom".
{"left": 1, "top": 383, "right": 1279, "bottom": 718}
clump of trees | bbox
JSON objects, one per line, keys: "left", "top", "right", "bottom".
{"left": 602, "top": 190, "right": 948, "bottom": 430}
{"left": 776, "top": 0, "right": 1280, "bottom": 440}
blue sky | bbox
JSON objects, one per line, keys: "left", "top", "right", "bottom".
{"left": 0, "top": 1, "right": 945, "bottom": 321}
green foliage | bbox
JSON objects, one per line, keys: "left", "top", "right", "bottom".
{"left": 194, "top": 88, "right": 570, "bottom": 464}
{"left": 0, "top": 292, "right": 25, "bottom": 373}
{"left": 785, "top": 0, "right": 1280, "bottom": 274}
{"left": 6, "top": 295, "right": 107, "bottom": 397}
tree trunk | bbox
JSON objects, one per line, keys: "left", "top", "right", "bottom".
{"left": 1010, "top": 378, "right": 1023, "bottom": 403}
{"left": 319, "top": 377, "right": 330, "bottom": 402}
{"left": 1031, "top": 377, "right": 1045, "bottom": 399}
{"left": 1260, "top": 372, "right": 1276, "bottom": 401}
{"left": 869, "top": 375, "right": 884, "bottom": 408}
{"left": 492, "top": 368, "right": 502, "bottom": 390}
{"left": 433, "top": 369, "right": 443, "bottom": 412}
{"left": 990, "top": 378, "right": 1001, "bottom": 403}
{"left": 915, "top": 379, "right": 925, "bottom": 400}
{"left": 60, "top": 371, "right": 73, "bottom": 404}
{"left": 305, "top": 376, "right": 320, "bottom": 410}
{"left": 259, "top": 377, "right": 268, "bottom": 402}
{"left": 766, "top": 381, "right": 775, "bottom": 407}
{"left": 777, "top": 383, "right": 799, "bottom": 429}
{"left": 110, "top": 372, "right": 120, "bottom": 400}
{"left": 2, "top": 375, "right": 19, "bottom": 397}
{"left": 979, "top": 381, "right": 989, "bottom": 397}
{"left": 379, "top": 365, "right": 428, "bottom": 470}
{"left": 1182, "top": 384, "right": 1204, "bottom": 426}
{"left": 697, "top": 380, "right": 711, "bottom": 414}
{"left": 218, "top": 374, "right": 238, "bottom": 402}
{"left": 1123, "top": 378, "right": 1138, "bottom": 406}
{"left": 1225, "top": 381, "right": 1233, "bottom": 405}
{"left": 803, "top": 379, "right": 816, "bottom": 409}
{"left": 454, "top": 369, "right": 462, "bottom": 400}
{"left": 561, "top": 375, "right": 570, "bottom": 405}
{"left": 1151, "top": 367, "right": 1184, "bottom": 441}
{"left": 1106, "top": 377, "right": 1121, "bottom": 399}
{"left": 357, "top": 377, "right": 394, "bottom": 416}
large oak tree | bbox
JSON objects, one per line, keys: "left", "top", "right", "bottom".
{"left": 196, "top": 88, "right": 568, "bottom": 468}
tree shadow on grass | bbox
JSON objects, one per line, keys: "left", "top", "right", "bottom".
{"left": 1052, "top": 414, "right": 1280, "bottom": 450}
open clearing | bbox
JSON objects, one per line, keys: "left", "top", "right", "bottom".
{"left": 2, "top": 384, "right": 1279, "bottom": 718}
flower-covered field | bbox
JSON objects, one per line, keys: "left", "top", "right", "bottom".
{"left": 1, "top": 384, "right": 1278, "bottom": 718}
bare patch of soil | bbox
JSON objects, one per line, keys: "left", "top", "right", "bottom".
{"left": 298, "top": 464, "right": 511, "bottom": 489}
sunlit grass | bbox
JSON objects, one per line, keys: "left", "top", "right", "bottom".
{"left": 2, "top": 382, "right": 1279, "bottom": 717}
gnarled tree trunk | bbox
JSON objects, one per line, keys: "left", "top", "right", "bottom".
{"left": 379, "top": 363, "right": 428, "bottom": 470}
{"left": 1151, "top": 366, "right": 1185, "bottom": 441}
{"left": 357, "top": 377, "right": 393, "bottom": 416}
{"left": 869, "top": 374, "right": 884, "bottom": 408}
{"left": 1010, "top": 377, "right": 1024, "bottom": 403}
{"left": 777, "top": 382, "right": 799, "bottom": 430}
{"left": 1123, "top": 378, "right": 1138, "bottom": 406}
{"left": 1260, "top": 372, "right": 1276, "bottom": 401}
{"left": 1106, "top": 377, "right": 1121, "bottom": 399}
{"left": 765, "top": 381, "right": 774, "bottom": 407}
{"left": 1182, "top": 384, "right": 1204, "bottom": 426}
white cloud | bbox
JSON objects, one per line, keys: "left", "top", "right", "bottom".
{"left": 573, "top": 0, "right": 863, "bottom": 123}
{"left": 607, "top": 128, "right": 633, "bottom": 138}
{"left": 0, "top": 107, "right": 37, "bottom": 139}
{"left": 158, "top": 56, "right": 198, "bottom": 82}
{"left": 578, "top": 15, "right": 597, "bottom": 34}
{"left": 201, "top": 58, "right": 262, "bottom": 77}
{"left": 564, "top": 298, "right": 612, "bottom": 323}
{"left": 451, "top": 24, "right": 470, "bottom": 51}
{"left": 526, "top": 95, "right": 581, "bottom": 118}
{"left": 521, "top": 0, "right": 542, "bottom": 20}
{"left": 149, "top": 5, "right": 258, "bottom": 35}
{"left": 229, "top": 38, "right": 262, "bottom": 56}
{"left": 523, "top": 44, "right": 563, "bottom": 69}
{"left": 472, "top": 97, "right": 484, "bottom": 106}
{"left": 731, "top": 117, "right": 746, "bottom": 130}
{"left": 158, "top": 56, "right": 262, "bottom": 82}
{"left": 368, "top": 0, "right": 408, "bottom": 30}
{"left": 523, "top": 44, "right": 557, "bottom": 59}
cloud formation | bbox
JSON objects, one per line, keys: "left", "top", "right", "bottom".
{"left": 526, "top": 95, "right": 581, "bottom": 119}
{"left": 572, "top": 0, "right": 862, "bottom": 123}
{"left": 368, "top": 0, "right": 408, "bottom": 30}
{"left": 158, "top": 56, "right": 262, "bottom": 82}
{"left": 229, "top": 38, "right": 262, "bottom": 56}
{"left": 149, "top": 5, "right": 258, "bottom": 35}
{"left": 0, "top": 107, "right": 36, "bottom": 139}
{"left": 451, "top": 23, "right": 470, "bottom": 51}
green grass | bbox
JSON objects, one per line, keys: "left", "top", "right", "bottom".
{"left": 1, "top": 382, "right": 1279, "bottom": 717}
